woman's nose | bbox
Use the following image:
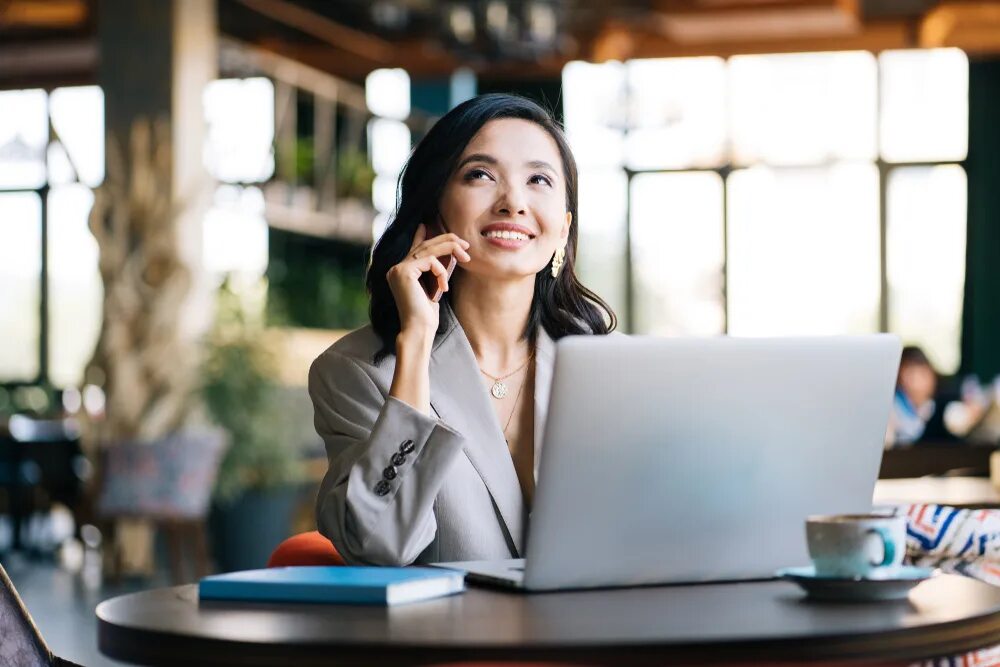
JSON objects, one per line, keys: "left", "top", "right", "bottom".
{"left": 494, "top": 183, "right": 528, "bottom": 216}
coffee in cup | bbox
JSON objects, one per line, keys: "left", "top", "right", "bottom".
{"left": 806, "top": 514, "right": 906, "bottom": 579}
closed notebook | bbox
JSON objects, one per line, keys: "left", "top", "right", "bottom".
{"left": 198, "top": 566, "right": 465, "bottom": 606}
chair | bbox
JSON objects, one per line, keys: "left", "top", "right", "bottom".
{"left": 97, "top": 428, "right": 226, "bottom": 583}
{"left": 0, "top": 561, "right": 81, "bottom": 667}
{"left": 267, "top": 530, "right": 344, "bottom": 567}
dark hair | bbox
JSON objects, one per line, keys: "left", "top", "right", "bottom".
{"left": 366, "top": 93, "right": 617, "bottom": 364}
{"left": 900, "top": 346, "right": 934, "bottom": 371}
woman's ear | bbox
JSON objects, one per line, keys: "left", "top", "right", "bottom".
{"left": 561, "top": 211, "right": 572, "bottom": 241}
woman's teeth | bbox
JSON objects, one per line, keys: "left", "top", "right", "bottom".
{"left": 484, "top": 230, "right": 530, "bottom": 241}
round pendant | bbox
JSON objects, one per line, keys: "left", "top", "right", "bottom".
{"left": 490, "top": 380, "right": 508, "bottom": 399}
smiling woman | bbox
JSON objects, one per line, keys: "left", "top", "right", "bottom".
{"left": 308, "top": 93, "right": 617, "bottom": 566}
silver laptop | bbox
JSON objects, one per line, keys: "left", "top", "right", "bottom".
{"left": 437, "top": 334, "right": 901, "bottom": 591}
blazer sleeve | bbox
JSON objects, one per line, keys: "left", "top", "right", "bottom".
{"left": 309, "top": 349, "right": 465, "bottom": 566}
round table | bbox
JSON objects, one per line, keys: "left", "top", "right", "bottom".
{"left": 98, "top": 575, "right": 1000, "bottom": 666}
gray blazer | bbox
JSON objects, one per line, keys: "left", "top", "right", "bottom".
{"left": 309, "top": 308, "right": 561, "bottom": 566}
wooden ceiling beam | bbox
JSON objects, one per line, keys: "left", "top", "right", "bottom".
{"left": 234, "top": 0, "right": 396, "bottom": 64}
{"left": 920, "top": 1, "right": 1000, "bottom": 54}
{"left": 590, "top": 18, "right": 915, "bottom": 62}
{"left": 648, "top": 0, "right": 862, "bottom": 43}
{"left": 250, "top": 37, "right": 569, "bottom": 81}
{"left": 249, "top": 38, "right": 443, "bottom": 81}
{"left": 0, "top": 0, "right": 87, "bottom": 29}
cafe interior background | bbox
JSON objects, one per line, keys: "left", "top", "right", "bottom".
{"left": 1, "top": 0, "right": 999, "bottom": 663}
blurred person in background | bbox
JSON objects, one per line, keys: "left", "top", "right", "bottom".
{"left": 944, "top": 375, "right": 1000, "bottom": 445}
{"left": 886, "top": 346, "right": 939, "bottom": 447}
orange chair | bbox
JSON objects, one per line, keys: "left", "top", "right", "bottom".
{"left": 267, "top": 531, "right": 345, "bottom": 567}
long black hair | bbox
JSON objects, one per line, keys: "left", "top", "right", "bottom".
{"left": 366, "top": 93, "right": 617, "bottom": 365}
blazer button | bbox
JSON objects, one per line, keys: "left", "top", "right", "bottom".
{"left": 399, "top": 439, "right": 415, "bottom": 455}
{"left": 374, "top": 480, "right": 391, "bottom": 496}
{"left": 390, "top": 452, "right": 406, "bottom": 467}
{"left": 382, "top": 465, "right": 397, "bottom": 481}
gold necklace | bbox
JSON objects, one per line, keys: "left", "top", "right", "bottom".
{"left": 501, "top": 369, "right": 528, "bottom": 445}
{"left": 479, "top": 353, "right": 533, "bottom": 399}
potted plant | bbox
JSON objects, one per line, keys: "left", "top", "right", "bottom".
{"left": 201, "top": 279, "right": 306, "bottom": 572}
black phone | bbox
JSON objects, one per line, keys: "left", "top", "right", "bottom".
{"left": 418, "top": 217, "right": 458, "bottom": 303}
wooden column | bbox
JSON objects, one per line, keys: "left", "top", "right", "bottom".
{"left": 97, "top": 0, "right": 217, "bottom": 341}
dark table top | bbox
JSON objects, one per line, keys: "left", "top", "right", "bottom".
{"left": 97, "top": 574, "right": 1000, "bottom": 666}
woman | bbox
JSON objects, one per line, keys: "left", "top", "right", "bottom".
{"left": 309, "top": 93, "right": 617, "bottom": 566}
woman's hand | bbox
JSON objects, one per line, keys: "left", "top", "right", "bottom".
{"left": 386, "top": 223, "right": 471, "bottom": 336}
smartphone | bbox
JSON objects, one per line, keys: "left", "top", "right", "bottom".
{"left": 418, "top": 217, "right": 459, "bottom": 303}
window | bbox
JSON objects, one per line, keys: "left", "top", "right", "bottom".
{"left": 0, "top": 192, "right": 42, "bottom": 382}
{"left": 631, "top": 171, "right": 724, "bottom": 336}
{"left": 886, "top": 165, "right": 967, "bottom": 371}
{"left": 203, "top": 77, "right": 274, "bottom": 286}
{"left": 564, "top": 48, "right": 968, "bottom": 372}
{"left": 727, "top": 165, "right": 880, "bottom": 336}
{"left": 0, "top": 86, "right": 104, "bottom": 387}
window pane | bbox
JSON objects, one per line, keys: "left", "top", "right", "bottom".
{"left": 366, "top": 68, "right": 410, "bottom": 120}
{"left": 0, "top": 89, "right": 48, "bottom": 189}
{"left": 625, "top": 57, "right": 727, "bottom": 170}
{"left": 49, "top": 86, "right": 105, "bottom": 187}
{"left": 631, "top": 172, "right": 724, "bottom": 336}
{"left": 730, "top": 51, "right": 877, "bottom": 166}
{"left": 880, "top": 48, "right": 968, "bottom": 163}
{"left": 0, "top": 192, "right": 42, "bottom": 381}
{"left": 576, "top": 169, "right": 628, "bottom": 324}
{"left": 48, "top": 185, "right": 103, "bottom": 388}
{"left": 369, "top": 118, "right": 411, "bottom": 177}
{"left": 204, "top": 78, "right": 275, "bottom": 183}
{"left": 563, "top": 61, "right": 626, "bottom": 168}
{"left": 727, "top": 164, "right": 880, "bottom": 336}
{"left": 204, "top": 185, "right": 269, "bottom": 279}
{"left": 887, "top": 165, "right": 966, "bottom": 374}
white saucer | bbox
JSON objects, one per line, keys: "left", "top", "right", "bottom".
{"left": 775, "top": 565, "right": 938, "bottom": 602}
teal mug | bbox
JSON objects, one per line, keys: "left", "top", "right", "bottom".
{"left": 806, "top": 514, "right": 906, "bottom": 579}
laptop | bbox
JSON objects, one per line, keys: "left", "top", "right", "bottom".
{"left": 436, "top": 334, "right": 902, "bottom": 592}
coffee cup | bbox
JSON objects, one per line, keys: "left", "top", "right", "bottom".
{"left": 806, "top": 514, "right": 906, "bottom": 579}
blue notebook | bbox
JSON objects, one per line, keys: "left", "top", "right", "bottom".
{"left": 198, "top": 566, "right": 465, "bottom": 606}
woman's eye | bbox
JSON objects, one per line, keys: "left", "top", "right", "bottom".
{"left": 465, "top": 169, "right": 491, "bottom": 181}
{"left": 530, "top": 174, "right": 553, "bottom": 186}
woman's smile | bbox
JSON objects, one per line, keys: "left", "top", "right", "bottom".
{"left": 481, "top": 221, "right": 536, "bottom": 250}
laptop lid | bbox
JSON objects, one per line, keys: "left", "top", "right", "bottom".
{"left": 522, "top": 334, "right": 901, "bottom": 591}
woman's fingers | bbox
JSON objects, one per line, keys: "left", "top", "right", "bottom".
{"left": 393, "top": 253, "right": 450, "bottom": 292}
{"left": 416, "top": 238, "right": 472, "bottom": 262}
{"left": 425, "top": 256, "right": 449, "bottom": 294}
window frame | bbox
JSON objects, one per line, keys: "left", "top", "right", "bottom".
{"left": 607, "top": 52, "right": 967, "bottom": 363}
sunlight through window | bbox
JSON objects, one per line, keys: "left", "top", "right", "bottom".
{"left": 47, "top": 185, "right": 103, "bottom": 387}
{"left": 631, "top": 172, "right": 725, "bottom": 335}
{"left": 729, "top": 51, "right": 877, "bottom": 166}
{"left": 204, "top": 78, "right": 276, "bottom": 183}
{"left": 0, "top": 192, "right": 42, "bottom": 380}
{"left": 887, "top": 165, "right": 967, "bottom": 373}
{"left": 625, "top": 57, "right": 727, "bottom": 170}
{"left": 0, "top": 89, "right": 48, "bottom": 189}
{"left": 880, "top": 48, "right": 968, "bottom": 163}
{"left": 727, "top": 165, "right": 880, "bottom": 336}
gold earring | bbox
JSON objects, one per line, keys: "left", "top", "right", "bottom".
{"left": 551, "top": 246, "right": 565, "bottom": 278}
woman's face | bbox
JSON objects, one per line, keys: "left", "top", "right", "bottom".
{"left": 438, "top": 118, "right": 572, "bottom": 281}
